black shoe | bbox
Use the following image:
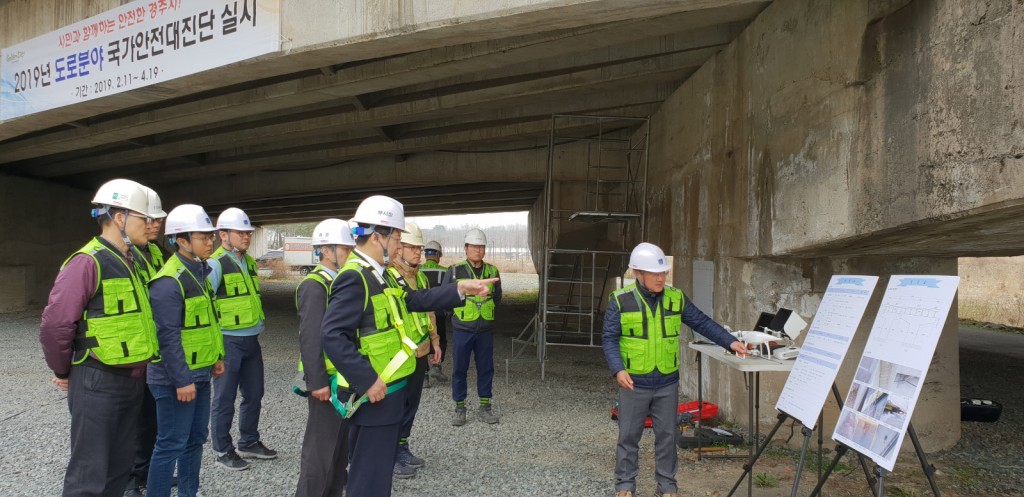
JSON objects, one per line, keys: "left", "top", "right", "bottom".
{"left": 237, "top": 441, "right": 278, "bottom": 460}
{"left": 397, "top": 444, "right": 425, "bottom": 468}
{"left": 215, "top": 450, "right": 251, "bottom": 471}
{"left": 393, "top": 459, "right": 417, "bottom": 479}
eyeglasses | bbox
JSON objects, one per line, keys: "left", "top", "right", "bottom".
{"left": 128, "top": 213, "right": 155, "bottom": 224}
{"left": 190, "top": 232, "right": 215, "bottom": 243}
{"left": 230, "top": 230, "right": 253, "bottom": 237}
{"left": 402, "top": 244, "right": 423, "bottom": 252}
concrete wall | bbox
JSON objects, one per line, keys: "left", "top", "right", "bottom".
{"left": 646, "top": 0, "right": 1024, "bottom": 450}
{"left": 959, "top": 257, "right": 1024, "bottom": 327}
{"left": 0, "top": 174, "right": 93, "bottom": 311}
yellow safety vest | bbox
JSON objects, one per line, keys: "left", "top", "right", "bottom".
{"left": 330, "top": 254, "right": 417, "bottom": 390}
{"left": 65, "top": 238, "right": 159, "bottom": 366}
{"left": 295, "top": 265, "right": 339, "bottom": 375}
{"left": 211, "top": 247, "right": 264, "bottom": 330}
{"left": 152, "top": 254, "right": 225, "bottom": 369}
{"left": 612, "top": 284, "right": 684, "bottom": 375}
{"left": 450, "top": 261, "right": 497, "bottom": 322}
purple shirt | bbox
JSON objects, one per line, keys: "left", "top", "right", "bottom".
{"left": 39, "top": 242, "right": 147, "bottom": 378}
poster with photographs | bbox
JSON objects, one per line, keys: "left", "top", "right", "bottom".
{"left": 832, "top": 275, "right": 959, "bottom": 471}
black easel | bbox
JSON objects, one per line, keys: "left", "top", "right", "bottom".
{"left": 726, "top": 384, "right": 877, "bottom": 497}
{"left": 806, "top": 413, "right": 941, "bottom": 497}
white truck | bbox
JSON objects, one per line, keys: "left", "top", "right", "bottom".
{"left": 283, "top": 236, "right": 318, "bottom": 275}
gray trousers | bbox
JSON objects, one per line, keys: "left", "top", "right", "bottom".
{"left": 64, "top": 364, "right": 145, "bottom": 497}
{"left": 295, "top": 396, "right": 348, "bottom": 497}
{"left": 615, "top": 383, "right": 679, "bottom": 494}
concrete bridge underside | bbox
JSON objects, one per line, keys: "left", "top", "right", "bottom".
{"left": 5, "top": 0, "right": 1024, "bottom": 454}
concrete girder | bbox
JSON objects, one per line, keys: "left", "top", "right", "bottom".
{"left": 133, "top": 103, "right": 661, "bottom": 185}
{"left": 213, "top": 183, "right": 544, "bottom": 224}
{"left": 35, "top": 79, "right": 677, "bottom": 181}
{"left": 0, "top": 1, "right": 768, "bottom": 151}
{"left": 31, "top": 50, "right": 700, "bottom": 177}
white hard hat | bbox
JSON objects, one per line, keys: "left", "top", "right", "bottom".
{"left": 628, "top": 242, "right": 671, "bottom": 272}
{"left": 464, "top": 228, "right": 487, "bottom": 246}
{"left": 312, "top": 218, "right": 355, "bottom": 247}
{"left": 216, "top": 207, "right": 254, "bottom": 231}
{"left": 92, "top": 179, "right": 150, "bottom": 215}
{"left": 424, "top": 240, "right": 442, "bottom": 253}
{"left": 400, "top": 221, "right": 425, "bottom": 246}
{"left": 351, "top": 195, "right": 405, "bottom": 232}
{"left": 165, "top": 204, "right": 216, "bottom": 235}
{"left": 143, "top": 186, "right": 167, "bottom": 219}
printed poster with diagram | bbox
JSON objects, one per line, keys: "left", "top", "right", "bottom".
{"left": 832, "top": 275, "right": 960, "bottom": 471}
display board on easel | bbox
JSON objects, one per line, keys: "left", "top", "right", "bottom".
{"left": 776, "top": 275, "right": 880, "bottom": 427}
{"left": 832, "top": 275, "right": 960, "bottom": 471}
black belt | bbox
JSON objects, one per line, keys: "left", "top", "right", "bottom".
{"left": 75, "top": 356, "right": 140, "bottom": 378}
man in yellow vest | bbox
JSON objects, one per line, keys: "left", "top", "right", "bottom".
{"left": 126, "top": 185, "right": 168, "bottom": 497}
{"left": 385, "top": 222, "right": 442, "bottom": 478}
{"left": 146, "top": 204, "right": 226, "bottom": 497}
{"left": 420, "top": 240, "right": 449, "bottom": 384}
{"left": 207, "top": 207, "right": 275, "bottom": 470}
{"left": 444, "top": 228, "right": 502, "bottom": 426}
{"left": 40, "top": 178, "right": 160, "bottom": 496}
{"left": 295, "top": 218, "right": 355, "bottom": 497}
{"left": 321, "top": 195, "right": 497, "bottom": 497}
{"left": 602, "top": 243, "right": 747, "bottom": 497}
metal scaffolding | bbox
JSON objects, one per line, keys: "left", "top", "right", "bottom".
{"left": 508, "top": 113, "right": 649, "bottom": 380}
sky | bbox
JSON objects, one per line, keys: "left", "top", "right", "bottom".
{"left": 407, "top": 211, "right": 528, "bottom": 228}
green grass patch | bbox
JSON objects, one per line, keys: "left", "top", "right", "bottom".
{"left": 889, "top": 486, "right": 916, "bottom": 497}
{"left": 949, "top": 465, "right": 983, "bottom": 491}
{"left": 502, "top": 290, "right": 538, "bottom": 305}
{"left": 753, "top": 472, "right": 779, "bottom": 488}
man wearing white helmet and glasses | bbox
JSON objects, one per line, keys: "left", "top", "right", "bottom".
{"left": 444, "top": 228, "right": 502, "bottom": 426}
{"left": 126, "top": 186, "right": 169, "bottom": 497}
{"left": 603, "top": 243, "right": 747, "bottom": 497}
{"left": 146, "top": 204, "right": 226, "bottom": 497}
{"left": 320, "top": 195, "right": 497, "bottom": 497}
{"left": 40, "top": 178, "right": 161, "bottom": 496}
{"left": 207, "top": 207, "right": 276, "bottom": 470}
{"left": 294, "top": 218, "right": 355, "bottom": 497}
{"left": 384, "top": 221, "right": 443, "bottom": 479}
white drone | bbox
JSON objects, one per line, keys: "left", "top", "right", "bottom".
{"left": 731, "top": 310, "right": 807, "bottom": 357}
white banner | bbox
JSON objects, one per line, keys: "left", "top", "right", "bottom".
{"left": 832, "top": 275, "right": 959, "bottom": 471}
{"left": 1, "top": 0, "right": 280, "bottom": 121}
{"left": 775, "top": 275, "right": 879, "bottom": 428}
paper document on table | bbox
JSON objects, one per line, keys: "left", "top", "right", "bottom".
{"left": 832, "top": 275, "right": 959, "bottom": 471}
{"left": 776, "top": 275, "right": 879, "bottom": 428}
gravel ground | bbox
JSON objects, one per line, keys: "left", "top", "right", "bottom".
{"left": 1, "top": 278, "right": 1020, "bottom": 496}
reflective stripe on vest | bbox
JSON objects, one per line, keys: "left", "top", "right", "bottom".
{"left": 295, "top": 265, "right": 338, "bottom": 375}
{"left": 419, "top": 261, "right": 447, "bottom": 288}
{"left": 385, "top": 266, "right": 431, "bottom": 345}
{"left": 153, "top": 255, "right": 225, "bottom": 369}
{"left": 613, "top": 284, "right": 684, "bottom": 375}
{"left": 330, "top": 254, "right": 416, "bottom": 390}
{"left": 211, "top": 247, "right": 264, "bottom": 330}
{"left": 451, "top": 261, "right": 497, "bottom": 322}
{"left": 64, "top": 238, "right": 159, "bottom": 366}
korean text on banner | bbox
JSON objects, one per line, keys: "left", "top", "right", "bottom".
{"left": 1, "top": 0, "right": 281, "bottom": 121}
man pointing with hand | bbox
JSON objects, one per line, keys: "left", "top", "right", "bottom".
{"left": 320, "top": 195, "right": 497, "bottom": 497}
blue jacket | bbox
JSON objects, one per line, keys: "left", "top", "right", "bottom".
{"left": 148, "top": 252, "right": 213, "bottom": 387}
{"left": 602, "top": 285, "right": 737, "bottom": 390}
